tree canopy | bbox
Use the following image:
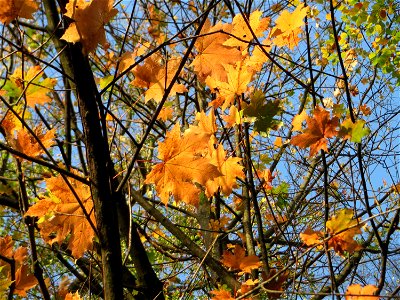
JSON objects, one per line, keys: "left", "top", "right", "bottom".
{"left": 0, "top": 0, "right": 399, "bottom": 299}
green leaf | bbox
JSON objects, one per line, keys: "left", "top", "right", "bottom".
{"left": 351, "top": 120, "right": 370, "bottom": 143}
{"left": 244, "top": 92, "right": 282, "bottom": 132}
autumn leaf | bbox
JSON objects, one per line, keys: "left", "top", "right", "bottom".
{"left": 291, "top": 106, "right": 339, "bottom": 157}
{"left": 291, "top": 110, "right": 307, "bottom": 131}
{"left": 65, "top": 291, "right": 83, "bottom": 300}
{"left": 131, "top": 56, "right": 187, "bottom": 103}
{"left": 345, "top": 284, "right": 379, "bottom": 300}
{"left": 61, "top": 0, "right": 118, "bottom": 54}
{"left": 339, "top": 118, "right": 370, "bottom": 143}
{"left": 144, "top": 124, "right": 221, "bottom": 206}
{"left": 157, "top": 107, "right": 174, "bottom": 121}
{"left": 205, "top": 143, "right": 244, "bottom": 197}
{"left": 261, "top": 269, "right": 288, "bottom": 300}
{"left": 210, "top": 288, "right": 235, "bottom": 300}
{"left": 222, "top": 105, "right": 242, "bottom": 128}
{"left": 326, "top": 208, "right": 363, "bottom": 255}
{"left": 25, "top": 174, "right": 96, "bottom": 258}
{"left": 0, "top": 0, "right": 38, "bottom": 24}
{"left": 244, "top": 38, "right": 272, "bottom": 72}
{"left": 300, "top": 227, "right": 323, "bottom": 248}
{"left": 1, "top": 65, "right": 57, "bottom": 107}
{"left": 1, "top": 112, "right": 55, "bottom": 159}
{"left": 243, "top": 91, "right": 282, "bottom": 132}
{"left": 270, "top": 3, "right": 308, "bottom": 49}
{"left": 0, "top": 236, "right": 38, "bottom": 296}
{"left": 206, "top": 61, "right": 254, "bottom": 110}
{"left": 223, "top": 10, "right": 270, "bottom": 50}
{"left": 191, "top": 19, "right": 242, "bottom": 82}
{"left": 221, "top": 245, "right": 261, "bottom": 273}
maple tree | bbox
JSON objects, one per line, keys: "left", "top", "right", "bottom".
{"left": 0, "top": 0, "right": 399, "bottom": 299}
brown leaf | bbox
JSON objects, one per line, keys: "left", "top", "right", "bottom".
{"left": 221, "top": 245, "right": 261, "bottom": 273}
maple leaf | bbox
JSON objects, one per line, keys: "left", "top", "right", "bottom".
{"left": 339, "top": 118, "right": 370, "bottom": 143}
{"left": 131, "top": 56, "right": 187, "bottom": 103}
{"left": 205, "top": 143, "right": 244, "bottom": 197}
{"left": 25, "top": 174, "right": 96, "bottom": 258}
{"left": 291, "top": 106, "right": 339, "bottom": 157}
{"left": 14, "top": 264, "right": 38, "bottom": 296}
{"left": 1, "top": 66, "right": 57, "bottom": 107}
{"left": 157, "top": 106, "right": 174, "bottom": 121}
{"left": 206, "top": 62, "right": 254, "bottom": 110}
{"left": 221, "top": 245, "right": 261, "bottom": 273}
{"left": 261, "top": 269, "right": 289, "bottom": 300}
{"left": 61, "top": 0, "right": 118, "bottom": 54}
{"left": 210, "top": 288, "right": 235, "bottom": 300}
{"left": 144, "top": 124, "right": 221, "bottom": 206}
{"left": 224, "top": 10, "right": 270, "bottom": 49}
{"left": 244, "top": 38, "right": 272, "bottom": 72}
{"left": 1, "top": 112, "right": 55, "bottom": 159}
{"left": 300, "top": 227, "right": 323, "bottom": 248}
{"left": 345, "top": 284, "right": 379, "bottom": 300}
{"left": 0, "top": 0, "right": 38, "bottom": 24}
{"left": 0, "top": 236, "right": 38, "bottom": 296}
{"left": 222, "top": 105, "right": 242, "bottom": 128}
{"left": 65, "top": 291, "right": 83, "bottom": 300}
{"left": 191, "top": 19, "right": 242, "bottom": 82}
{"left": 243, "top": 92, "right": 282, "bottom": 132}
{"left": 326, "top": 209, "right": 363, "bottom": 255}
{"left": 291, "top": 110, "right": 307, "bottom": 131}
{"left": 270, "top": 3, "right": 309, "bottom": 49}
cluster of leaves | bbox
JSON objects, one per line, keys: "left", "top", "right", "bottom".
{"left": 0, "top": 0, "right": 399, "bottom": 299}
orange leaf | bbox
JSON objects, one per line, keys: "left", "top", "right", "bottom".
{"left": 25, "top": 174, "right": 96, "bottom": 258}
{"left": 191, "top": 19, "right": 242, "bottom": 82}
{"left": 210, "top": 288, "right": 235, "bottom": 300}
{"left": 206, "top": 61, "right": 254, "bottom": 110}
{"left": 291, "top": 106, "right": 339, "bottom": 157}
{"left": 131, "top": 56, "right": 187, "bottom": 102}
{"left": 1, "top": 66, "right": 57, "bottom": 107}
{"left": 300, "top": 227, "right": 323, "bottom": 247}
{"left": 61, "top": 0, "right": 118, "bottom": 54}
{"left": 65, "top": 291, "right": 83, "bottom": 300}
{"left": 221, "top": 245, "right": 261, "bottom": 273}
{"left": 14, "top": 264, "right": 38, "bottom": 297}
{"left": 270, "top": 3, "right": 308, "bottom": 49}
{"left": 144, "top": 124, "right": 221, "bottom": 206}
{"left": 224, "top": 10, "right": 270, "bottom": 50}
{"left": 345, "top": 284, "right": 379, "bottom": 300}
{"left": 205, "top": 143, "right": 244, "bottom": 197}
{"left": 0, "top": 0, "right": 38, "bottom": 24}
{"left": 326, "top": 208, "right": 363, "bottom": 255}
{"left": 0, "top": 236, "right": 38, "bottom": 296}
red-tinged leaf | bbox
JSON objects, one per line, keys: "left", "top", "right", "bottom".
{"left": 221, "top": 245, "right": 261, "bottom": 273}
{"left": 291, "top": 106, "right": 339, "bottom": 157}
{"left": 210, "top": 288, "right": 235, "bottom": 300}
{"left": 261, "top": 269, "right": 288, "bottom": 299}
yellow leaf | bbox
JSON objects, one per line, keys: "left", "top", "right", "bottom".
{"left": 223, "top": 10, "right": 270, "bottom": 50}
{"left": 270, "top": 3, "right": 309, "bottom": 49}
{"left": 291, "top": 110, "right": 307, "bottom": 131}
{"left": 61, "top": 0, "right": 118, "bottom": 54}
